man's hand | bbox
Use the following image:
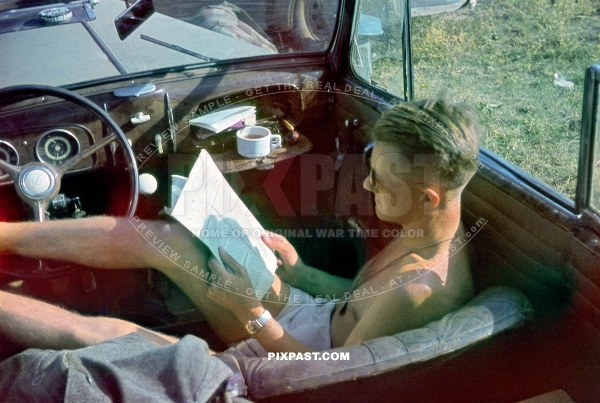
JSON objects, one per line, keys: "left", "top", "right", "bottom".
{"left": 206, "top": 247, "right": 263, "bottom": 321}
{"left": 262, "top": 231, "right": 353, "bottom": 298}
{"left": 261, "top": 231, "right": 307, "bottom": 287}
{"left": 206, "top": 248, "right": 313, "bottom": 354}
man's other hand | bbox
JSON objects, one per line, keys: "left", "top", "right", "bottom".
{"left": 261, "top": 231, "right": 307, "bottom": 288}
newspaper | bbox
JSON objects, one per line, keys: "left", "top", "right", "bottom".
{"left": 170, "top": 150, "right": 276, "bottom": 295}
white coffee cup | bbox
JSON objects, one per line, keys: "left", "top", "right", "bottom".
{"left": 236, "top": 126, "right": 282, "bottom": 158}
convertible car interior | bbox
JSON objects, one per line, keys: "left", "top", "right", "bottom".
{"left": 0, "top": 0, "right": 599, "bottom": 401}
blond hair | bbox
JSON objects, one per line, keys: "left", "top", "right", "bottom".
{"left": 372, "top": 98, "right": 480, "bottom": 190}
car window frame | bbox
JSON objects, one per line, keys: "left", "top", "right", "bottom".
{"left": 348, "top": 0, "right": 600, "bottom": 216}
{"left": 576, "top": 64, "right": 600, "bottom": 218}
{"left": 347, "top": 0, "right": 413, "bottom": 101}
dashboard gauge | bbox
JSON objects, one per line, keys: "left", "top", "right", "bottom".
{"left": 0, "top": 140, "right": 19, "bottom": 174}
{"left": 36, "top": 129, "right": 80, "bottom": 165}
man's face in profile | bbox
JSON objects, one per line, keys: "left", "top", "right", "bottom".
{"left": 363, "top": 142, "right": 425, "bottom": 225}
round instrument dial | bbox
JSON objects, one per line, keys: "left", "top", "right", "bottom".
{"left": 0, "top": 140, "right": 19, "bottom": 175}
{"left": 36, "top": 129, "right": 80, "bottom": 165}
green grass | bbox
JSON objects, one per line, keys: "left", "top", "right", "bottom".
{"left": 371, "top": 0, "right": 600, "bottom": 199}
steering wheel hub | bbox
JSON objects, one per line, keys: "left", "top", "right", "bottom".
{"left": 20, "top": 165, "right": 56, "bottom": 198}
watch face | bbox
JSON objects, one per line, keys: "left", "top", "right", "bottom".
{"left": 246, "top": 322, "right": 261, "bottom": 334}
{"left": 246, "top": 310, "right": 271, "bottom": 334}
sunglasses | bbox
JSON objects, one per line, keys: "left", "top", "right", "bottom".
{"left": 363, "top": 142, "right": 423, "bottom": 191}
{"left": 363, "top": 141, "right": 377, "bottom": 189}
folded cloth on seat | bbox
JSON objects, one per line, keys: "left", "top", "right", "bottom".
{"left": 0, "top": 333, "right": 241, "bottom": 403}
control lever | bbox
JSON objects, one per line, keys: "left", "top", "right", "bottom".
{"left": 335, "top": 119, "right": 359, "bottom": 171}
{"left": 335, "top": 138, "right": 344, "bottom": 171}
{"left": 164, "top": 92, "right": 177, "bottom": 152}
{"left": 104, "top": 103, "right": 119, "bottom": 166}
{"left": 48, "top": 194, "right": 86, "bottom": 218}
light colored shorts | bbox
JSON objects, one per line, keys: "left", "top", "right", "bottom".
{"left": 227, "top": 286, "right": 337, "bottom": 357}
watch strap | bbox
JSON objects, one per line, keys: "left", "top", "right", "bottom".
{"left": 245, "top": 309, "right": 272, "bottom": 335}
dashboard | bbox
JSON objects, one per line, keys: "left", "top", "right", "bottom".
{"left": 0, "top": 72, "right": 317, "bottom": 222}
{"left": 0, "top": 125, "right": 95, "bottom": 179}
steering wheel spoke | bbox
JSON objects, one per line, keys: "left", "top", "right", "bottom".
{"left": 0, "top": 158, "right": 21, "bottom": 178}
{"left": 29, "top": 199, "right": 49, "bottom": 223}
{"left": 57, "top": 132, "right": 118, "bottom": 175}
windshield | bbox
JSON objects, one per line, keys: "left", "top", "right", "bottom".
{"left": 0, "top": 0, "right": 340, "bottom": 88}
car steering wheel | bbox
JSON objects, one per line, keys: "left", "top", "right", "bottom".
{"left": 0, "top": 85, "right": 139, "bottom": 277}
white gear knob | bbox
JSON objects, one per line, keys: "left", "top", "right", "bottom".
{"left": 139, "top": 173, "right": 158, "bottom": 195}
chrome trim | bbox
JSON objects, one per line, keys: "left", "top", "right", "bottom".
{"left": 19, "top": 165, "right": 57, "bottom": 199}
{"left": 576, "top": 64, "right": 600, "bottom": 213}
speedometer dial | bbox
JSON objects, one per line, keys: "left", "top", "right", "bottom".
{"left": 36, "top": 129, "right": 80, "bottom": 165}
{"left": 0, "top": 140, "right": 19, "bottom": 174}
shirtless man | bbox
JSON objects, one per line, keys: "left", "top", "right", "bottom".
{"left": 0, "top": 97, "right": 479, "bottom": 355}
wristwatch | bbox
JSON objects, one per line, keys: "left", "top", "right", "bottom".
{"left": 245, "top": 309, "right": 272, "bottom": 335}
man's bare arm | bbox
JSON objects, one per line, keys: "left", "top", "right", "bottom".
{"left": 280, "top": 265, "right": 353, "bottom": 298}
{"left": 341, "top": 284, "right": 430, "bottom": 346}
{"left": 0, "top": 217, "right": 287, "bottom": 344}
{"left": 0, "top": 291, "right": 178, "bottom": 351}
{"left": 262, "top": 232, "right": 353, "bottom": 297}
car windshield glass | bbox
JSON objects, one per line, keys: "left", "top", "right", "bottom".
{"left": 0, "top": 0, "right": 340, "bottom": 88}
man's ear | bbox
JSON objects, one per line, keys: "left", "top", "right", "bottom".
{"left": 422, "top": 188, "right": 440, "bottom": 212}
